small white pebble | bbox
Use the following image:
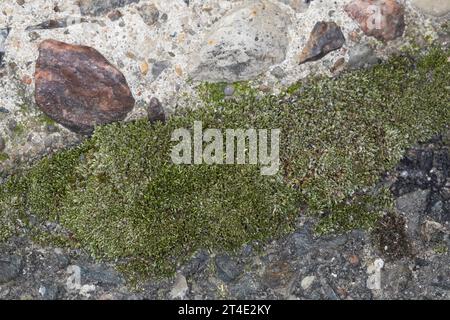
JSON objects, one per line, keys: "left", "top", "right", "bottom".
{"left": 301, "top": 276, "right": 316, "bottom": 290}
{"left": 38, "top": 286, "right": 46, "bottom": 297}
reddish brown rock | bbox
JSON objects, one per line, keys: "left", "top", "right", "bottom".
{"left": 299, "top": 21, "right": 346, "bottom": 65}
{"left": 35, "top": 40, "right": 135, "bottom": 134}
{"left": 345, "top": 0, "right": 405, "bottom": 42}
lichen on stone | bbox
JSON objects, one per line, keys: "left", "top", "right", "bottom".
{"left": 0, "top": 47, "right": 449, "bottom": 279}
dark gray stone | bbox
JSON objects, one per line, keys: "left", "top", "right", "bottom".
{"left": 0, "top": 136, "right": 5, "bottom": 152}
{"left": 80, "top": 265, "right": 125, "bottom": 286}
{"left": 215, "top": 254, "right": 242, "bottom": 283}
{"left": 26, "top": 19, "right": 81, "bottom": 31}
{"left": 229, "top": 274, "right": 260, "bottom": 299}
{"left": 0, "top": 27, "right": 10, "bottom": 68}
{"left": 287, "top": 229, "right": 314, "bottom": 256}
{"left": 160, "top": 13, "right": 168, "bottom": 23}
{"left": 147, "top": 97, "right": 165, "bottom": 124}
{"left": 271, "top": 66, "right": 286, "bottom": 79}
{"left": 0, "top": 255, "right": 22, "bottom": 284}
{"left": 382, "top": 263, "right": 413, "bottom": 294}
{"left": 181, "top": 250, "right": 209, "bottom": 277}
{"left": 299, "top": 21, "right": 345, "bottom": 64}
{"left": 7, "top": 119, "right": 17, "bottom": 132}
{"left": 396, "top": 189, "right": 430, "bottom": 235}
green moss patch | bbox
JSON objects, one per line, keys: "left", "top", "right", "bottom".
{"left": 0, "top": 48, "right": 449, "bottom": 278}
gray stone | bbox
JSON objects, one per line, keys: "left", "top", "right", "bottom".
{"left": 229, "top": 274, "right": 260, "bottom": 299}
{"left": 396, "top": 189, "right": 430, "bottom": 235}
{"left": 411, "top": 0, "right": 450, "bottom": 17}
{"left": 348, "top": 44, "right": 379, "bottom": 70}
{"left": 271, "top": 66, "right": 286, "bottom": 79}
{"left": 287, "top": 229, "right": 314, "bottom": 256}
{"left": 78, "top": 0, "right": 140, "bottom": 16}
{"left": 190, "top": 0, "right": 290, "bottom": 82}
{"left": 215, "top": 254, "right": 242, "bottom": 282}
{"left": 0, "top": 255, "right": 22, "bottom": 284}
{"left": 382, "top": 263, "right": 413, "bottom": 293}
{"left": 160, "top": 13, "right": 168, "bottom": 23}
{"left": 138, "top": 4, "right": 159, "bottom": 26}
{"left": 0, "top": 27, "right": 10, "bottom": 67}
{"left": 169, "top": 274, "right": 189, "bottom": 299}
{"left": 46, "top": 124, "right": 59, "bottom": 133}
{"left": 7, "top": 119, "right": 17, "bottom": 132}
{"left": 28, "top": 31, "right": 41, "bottom": 42}
{"left": 224, "top": 85, "right": 235, "bottom": 96}
{"left": 80, "top": 265, "right": 125, "bottom": 286}
{"left": 151, "top": 60, "right": 170, "bottom": 79}
{"left": 429, "top": 200, "right": 449, "bottom": 224}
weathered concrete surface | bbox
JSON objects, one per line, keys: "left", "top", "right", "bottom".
{"left": 411, "top": 0, "right": 450, "bottom": 17}
{"left": 190, "top": 0, "right": 291, "bottom": 82}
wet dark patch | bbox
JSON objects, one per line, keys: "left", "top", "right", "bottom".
{"left": 372, "top": 212, "right": 412, "bottom": 261}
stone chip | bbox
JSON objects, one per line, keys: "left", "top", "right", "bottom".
{"left": 298, "top": 21, "right": 345, "bottom": 64}
{"left": 34, "top": 39, "right": 135, "bottom": 134}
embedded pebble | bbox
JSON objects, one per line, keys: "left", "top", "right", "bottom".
{"left": 298, "top": 21, "right": 345, "bottom": 64}
{"left": 345, "top": 0, "right": 405, "bottom": 41}
{"left": 34, "top": 39, "right": 135, "bottom": 134}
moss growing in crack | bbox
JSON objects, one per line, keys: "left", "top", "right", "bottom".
{"left": 0, "top": 47, "right": 449, "bottom": 278}
{"left": 0, "top": 152, "right": 9, "bottom": 162}
{"left": 372, "top": 212, "right": 412, "bottom": 261}
{"left": 197, "top": 81, "right": 253, "bottom": 103}
{"left": 434, "top": 245, "right": 448, "bottom": 255}
{"left": 315, "top": 188, "right": 395, "bottom": 235}
{"left": 11, "top": 123, "right": 26, "bottom": 136}
{"left": 36, "top": 114, "right": 56, "bottom": 127}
